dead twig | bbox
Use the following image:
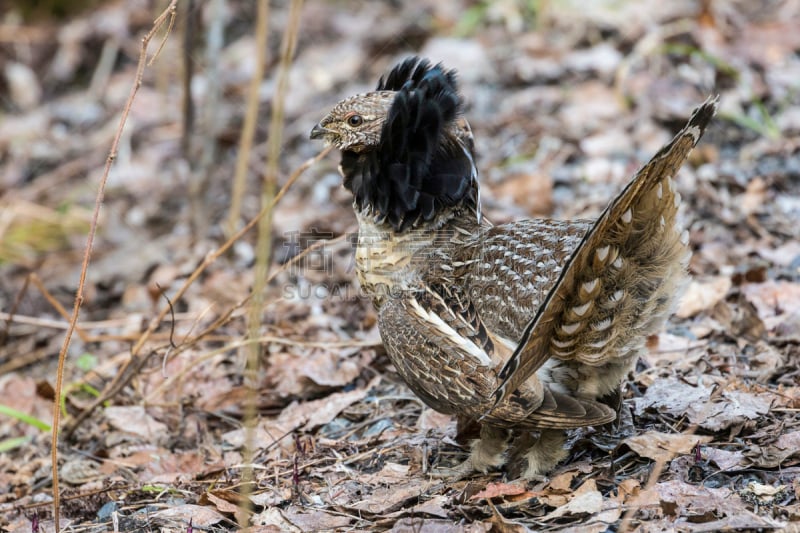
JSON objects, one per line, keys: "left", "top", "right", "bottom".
{"left": 49, "top": 2, "right": 179, "bottom": 530}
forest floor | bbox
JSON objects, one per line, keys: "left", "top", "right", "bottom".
{"left": 1, "top": 0, "right": 799, "bottom": 531}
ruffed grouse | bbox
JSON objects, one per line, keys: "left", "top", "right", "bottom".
{"left": 310, "top": 57, "right": 716, "bottom": 478}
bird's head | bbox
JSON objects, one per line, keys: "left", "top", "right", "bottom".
{"left": 308, "top": 57, "right": 479, "bottom": 231}
{"left": 309, "top": 91, "right": 395, "bottom": 152}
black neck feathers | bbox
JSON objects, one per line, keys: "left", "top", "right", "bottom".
{"left": 341, "top": 57, "right": 478, "bottom": 232}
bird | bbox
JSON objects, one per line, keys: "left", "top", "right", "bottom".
{"left": 310, "top": 56, "right": 717, "bottom": 479}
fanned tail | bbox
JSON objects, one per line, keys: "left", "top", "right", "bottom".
{"left": 490, "top": 96, "right": 719, "bottom": 409}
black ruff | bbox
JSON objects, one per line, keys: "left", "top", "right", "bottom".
{"left": 341, "top": 57, "right": 475, "bottom": 232}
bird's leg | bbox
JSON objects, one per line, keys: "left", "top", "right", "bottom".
{"left": 511, "top": 429, "right": 568, "bottom": 480}
{"left": 470, "top": 425, "right": 511, "bottom": 472}
{"left": 431, "top": 424, "right": 510, "bottom": 479}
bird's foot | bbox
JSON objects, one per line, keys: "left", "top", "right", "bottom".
{"left": 430, "top": 425, "right": 510, "bottom": 480}
{"left": 428, "top": 458, "right": 480, "bottom": 481}
{"left": 514, "top": 429, "right": 569, "bottom": 480}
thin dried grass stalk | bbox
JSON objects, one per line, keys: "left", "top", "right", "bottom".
{"left": 240, "top": 0, "right": 304, "bottom": 525}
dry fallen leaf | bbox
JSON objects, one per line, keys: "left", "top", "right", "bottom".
{"left": 389, "top": 517, "right": 491, "bottom": 532}
{"left": 633, "top": 377, "right": 711, "bottom": 416}
{"left": 249, "top": 487, "right": 292, "bottom": 508}
{"left": 280, "top": 506, "right": 354, "bottom": 531}
{"left": 548, "top": 470, "right": 578, "bottom": 492}
{"left": 624, "top": 431, "right": 713, "bottom": 462}
{"left": 676, "top": 276, "right": 732, "bottom": 318}
{"left": 203, "top": 489, "right": 243, "bottom": 515}
{"left": 529, "top": 470, "right": 579, "bottom": 507}
{"left": 471, "top": 481, "right": 529, "bottom": 501}
{"left": 151, "top": 504, "right": 226, "bottom": 528}
{"left": 691, "top": 390, "right": 773, "bottom": 431}
{"left": 384, "top": 495, "right": 451, "bottom": 520}
{"left": 634, "top": 378, "right": 774, "bottom": 432}
{"left": 615, "top": 478, "right": 641, "bottom": 504}
{"left": 360, "top": 462, "right": 411, "bottom": 485}
{"left": 540, "top": 479, "right": 603, "bottom": 520}
{"left": 486, "top": 501, "right": 532, "bottom": 532}
{"left": 103, "top": 405, "right": 169, "bottom": 443}
{"left": 267, "top": 347, "right": 374, "bottom": 396}
{"left": 251, "top": 507, "right": 302, "bottom": 531}
{"left": 702, "top": 447, "right": 747, "bottom": 470}
{"left": 741, "top": 280, "right": 800, "bottom": 330}
{"left": 350, "top": 480, "right": 435, "bottom": 514}
{"left": 655, "top": 478, "right": 741, "bottom": 518}
{"left": 260, "top": 376, "right": 380, "bottom": 444}
{"left": 746, "top": 430, "right": 800, "bottom": 468}
{"left": 59, "top": 458, "right": 101, "bottom": 485}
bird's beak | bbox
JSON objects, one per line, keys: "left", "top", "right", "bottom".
{"left": 309, "top": 123, "right": 331, "bottom": 140}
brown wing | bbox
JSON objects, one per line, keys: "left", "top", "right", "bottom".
{"left": 491, "top": 96, "right": 719, "bottom": 407}
{"left": 379, "top": 286, "right": 615, "bottom": 428}
{"left": 378, "top": 288, "right": 498, "bottom": 416}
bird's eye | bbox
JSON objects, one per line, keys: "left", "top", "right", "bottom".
{"left": 346, "top": 114, "right": 363, "bottom": 127}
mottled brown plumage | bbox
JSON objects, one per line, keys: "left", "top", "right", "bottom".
{"left": 310, "top": 57, "right": 717, "bottom": 478}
